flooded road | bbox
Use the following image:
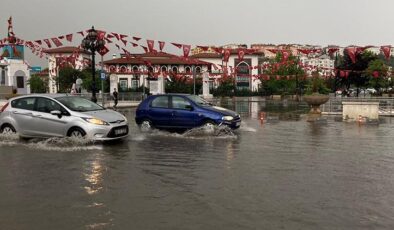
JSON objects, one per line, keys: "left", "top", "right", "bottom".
{"left": 1, "top": 102, "right": 394, "bottom": 230}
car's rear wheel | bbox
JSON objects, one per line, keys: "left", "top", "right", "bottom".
{"left": 67, "top": 127, "right": 86, "bottom": 138}
{"left": 140, "top": 119, "right": 153, "bottom": 132}
{"left": 0, "top": 124, "right": 16, "bottom": 135}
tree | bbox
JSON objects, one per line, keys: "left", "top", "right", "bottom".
{"left": 259, "top": 53, "right": 305, "bottom": 96}
{"left": 28, "top": 75, "right": 47, "bottom": 93}
{"left": 335, "top": 50, "right": 377, "bottom": 96}
{"left": 365, "top": 59, "right": 389, "bottom": 94}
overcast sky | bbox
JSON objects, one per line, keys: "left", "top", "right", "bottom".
{"left": 1, "top": 0, "right": 393, "bottom": 67}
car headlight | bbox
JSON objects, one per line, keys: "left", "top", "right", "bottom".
{"left": 222, "top": 116, "right": 234, "bottom": 121}
{"left": 82, "top": 117, "right": 109, "bottom": 125}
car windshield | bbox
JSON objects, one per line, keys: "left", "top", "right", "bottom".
{"left": 186, "top": 95, "right": 211, "bottom": 106}
{"left": 55, "top": 96, "right": 104, "bottom": 112}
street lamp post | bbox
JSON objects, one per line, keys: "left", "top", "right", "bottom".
{"left": 81, "top": 26, "right": 105, "bottom": 103}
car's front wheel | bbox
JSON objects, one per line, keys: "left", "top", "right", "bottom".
{"left": 202, "top": 120, "right": 216, "bottom": 132}
{"left": 140, "top": 119, "right": 153, "bottom": 132}
{"left": 0, "top": 124, "right": 16, "bottom": 135}
{"left": 67, "top": 127, "right": 86, "bottom": 138}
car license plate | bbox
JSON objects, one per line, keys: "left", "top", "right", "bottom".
{"left": 114, "top": 128, "right": 127, "bottom": 135}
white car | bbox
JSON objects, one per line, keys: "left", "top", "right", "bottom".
{"left": 0, "top": 94, "right": 129, "bottom": 140}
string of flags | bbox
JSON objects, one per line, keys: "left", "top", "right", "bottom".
{"left": 1, "top": 16, "right": 393, "bottom": 80}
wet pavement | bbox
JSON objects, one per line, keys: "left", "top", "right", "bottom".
{"left": 1, "top": 101, "right": 394, "bottom": 229}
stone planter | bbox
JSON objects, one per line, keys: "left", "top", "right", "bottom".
{"left": 303, "top": 93, "right": 329, "bottom": 114}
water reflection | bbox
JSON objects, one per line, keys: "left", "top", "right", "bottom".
{"left": 84, "top": 156, "right": 104, "bottom": 195}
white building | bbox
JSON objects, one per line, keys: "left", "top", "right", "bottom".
{"left": 191, "top": 50, "right": 265, "bottom": 91}
{"left": 43, "top": 46, "right": 91, "bottom": 93}
{"left": 299, "top": 54, "right": 335, "bottom": 76}
{"left": 0, "top": 44, "right": 31, "bottom": 94}
{"left": 103, "top": 52, "right": 211, "bottom": 94}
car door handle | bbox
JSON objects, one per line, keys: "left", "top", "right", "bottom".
{"left": 32, "top": 114, "right": 42, "bottom": 117}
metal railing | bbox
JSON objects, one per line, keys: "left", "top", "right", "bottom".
{"left": 321, "top": 97, "right": 394, "bottom": 115}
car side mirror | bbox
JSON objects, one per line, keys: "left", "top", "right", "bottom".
{"left": 50, "top": 110, "right": 62, "bottom": 118}
{"left": 185, "top": 105, "right": 194, "bottom": 111}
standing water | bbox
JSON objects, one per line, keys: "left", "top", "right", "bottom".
{"left": 1, "top": 101, "right": 394, "bottom": 230}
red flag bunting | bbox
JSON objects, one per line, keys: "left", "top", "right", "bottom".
{"left": 171, "top": 43, "right": 182, "bottom": 49}
{"left": 238, "top": 49, "right": 245, "bottom": 61}
{"left": 121, "top": 39, "right": 128, "bottom": 46}
{"left": 43, "top": 39, "right": 52, "bottom": 48}
{"left": 106, "top": 34, "right": 114, "bottom": 39}
{"left": 223, "top": 49, "right": 231, "bottom": 62}
{"left": 183, "top": 45, "right": 191, "bottom": 57}
{"left": 98, "top": 46, "right": 110, "bottom": 56}
{"left": 51, "top": 38, "right": 63, "bottom": 47}
{"left": 147, "top": 40, "right": 155, "bottom": 52}
{"left": 111, "top": 32, "right": 120, "bottom": 40}
{"left": 35, "top": 40, "right": 42, "bottom": 45}
{"left": 120, "top": 34, "right": 128, "bottom": 40}
{"left": 131, "top": 42, "right": 139, "bottom": 47}
{"left": 345, "top": 47, "right": 357, "bottom": 63}
{"left": 77, "top": 31, "right": 85, "bottom": 37}
{"left": 58, "top": 36, "right": 64, "bottom": 40}
{"left": 115, "top": 44, "right": 120, "bottom": 50}
{"left": 65, "top": 34, "right": 73, "bottom": 42}
{"left": 141, "top": 45, "right": 148, "bottom": 53}
{"left": 159, "top": 41, "right": 165, "bottom": 51}
{"left": 132, "top": 37, "right": 141, "bottom": 41}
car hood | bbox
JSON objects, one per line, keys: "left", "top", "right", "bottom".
{"left": 201, "top": 105, "right": 238, "bottom": 117}
{"left": 82, "top": 109, "right": 126, "bottom": 122}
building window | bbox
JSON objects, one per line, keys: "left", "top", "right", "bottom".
{"left": 119, "top": 78, "right": 128, "bottom": 91}
{"left": 195, "top": 66, "right": 201, "bottom": 74}
{"left": 236, "top": 63, "right": 250, "bottom": 90}
{"left": 16, "top": 76, "right": 24, "bottom": 88}
{"left": 185, "top": 66, "right": 191, "bottom": 73}
{"left": 172, "top": 66, "right": 178, "bottom": 73}
{"left": 131, "top": 80, "right": 139, "bottom": 89}
{"left": 161, "top": 66, "right": 168, "bottom": 72}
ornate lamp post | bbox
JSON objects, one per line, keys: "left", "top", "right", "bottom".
{"left": 81, "top": 26, "right": 105, "bottom": 103}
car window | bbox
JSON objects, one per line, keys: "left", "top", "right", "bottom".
{"left": 55, "top": 96, "right": 104, "bottom": 112}
{"left": 172, "top": 96, "right": 191, "bottom": 110}
{"left": 35, "top": 98, "right": 63, "bottom": 113}
{"left": 151, "top": 96, "right": 169, "bottom": 108}
{"left": 11, "top": 97, "right": 36, "bottom": 110}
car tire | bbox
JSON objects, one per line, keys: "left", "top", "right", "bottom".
{"left": 202, "top": 120, "right": 216, "bottom": 132}
{"left": 0, "top": 124, "right": 16, "bottom": 135}
{"left": 140, "top": 119, "right": 153, "bottom": 132}
{"left": 67, "top": 127, "right": 86, "bottom": 138}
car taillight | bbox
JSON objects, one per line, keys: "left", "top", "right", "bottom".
{"left": 0, "top": 102, "right": 9, "bottom": 112}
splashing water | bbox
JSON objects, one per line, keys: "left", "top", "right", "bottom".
{"left": 0, "top": 134, "right": 102, "bottom": 152}
{"left": 137, "top": 125, "right": 237, "bottom": 139}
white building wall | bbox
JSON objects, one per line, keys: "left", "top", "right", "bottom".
{"left": 2, "top": 59, "right": 30, "bottom": 94}
{"left": 47, "top": 53, "right": 90, "bottom": 93}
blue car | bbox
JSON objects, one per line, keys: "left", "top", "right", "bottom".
{"left": 135, "top": 94, "right": 241, "bottom": 131}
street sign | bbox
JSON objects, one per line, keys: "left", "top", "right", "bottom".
{"left": 101, "top": 72, "right": 106, "bottom": 80}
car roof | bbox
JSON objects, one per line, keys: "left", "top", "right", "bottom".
{"left": 10, "top": 94, "right": 73, "bottom": 100}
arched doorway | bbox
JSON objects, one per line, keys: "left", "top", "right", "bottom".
{"left": 236, "top": 62, "right": 250, "bottom": 90}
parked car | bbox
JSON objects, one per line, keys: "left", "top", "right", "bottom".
{"left": 135, "top": 94, "right": 241, "bottom": 131}
{"left": 0, "top": 94, "right": 129, "bottom": 140}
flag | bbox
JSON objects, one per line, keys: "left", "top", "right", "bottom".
{"left": 51, "top": 38, "right": 63, "bottom": 47}
{"left": 66, "top": 34, "right": 73, "bottom": 42}
{"left": 171, "top": 43, "right": 182, "bottom": 49}
{"left": 183, "top": 45, "right": 191, "bottom": 57}
{"left": 147, "top": 39, "right": 155, "bottom": 52}
{"left": 159, "top": 41, "right": 165, "bottom": 51}
{"left": 43, "top": 39, "right": 52, "bottom": 48}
